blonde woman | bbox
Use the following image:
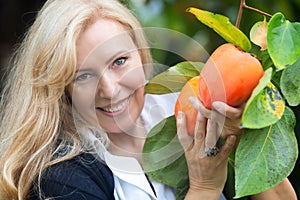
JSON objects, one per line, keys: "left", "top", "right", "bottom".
{"left": 0, "top": 0, "right": 296, "bottom": 199}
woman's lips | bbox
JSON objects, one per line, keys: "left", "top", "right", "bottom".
{"left": 97, "top": 96, "right": 130, "bottom": 116}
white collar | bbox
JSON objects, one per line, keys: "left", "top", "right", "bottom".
{"left": 104, "top": 151, "right": 157, "bottom": 199}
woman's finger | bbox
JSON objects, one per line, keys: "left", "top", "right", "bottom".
{"left": 189, "top": 97, "right": 244, "bottom": 120}
{"left": 176, "top": 111, "right": 193, "bottom": 151}
{"left": 212, "top": 101, "right": 244, "bottom": 119}
{"left": 193, "top": 111, "right": 206, "bottom": 140}
{"left": 218, "top": 135, "right": 236, "bottom": 160}
{"left": 210, "top": 102, "right": 243, "bottom": 139}
{"left": 189, "top": 96, "right": 211, "bottom": 119}
{"left": 193, "top": 111, "right": 206, "bottom": 154}
{"left": 210, "top": 110, "right": 226, "bottom": 137}
{"left": 205, "top": 119, "right": 218, "bottom": 149}
{"left": 204, "top": 119, "right": 221, "bottom": 158}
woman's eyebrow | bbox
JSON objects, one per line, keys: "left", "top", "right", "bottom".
{"left": 75, "top": 67, "right": 93, "bottom": 73}
{"left": 75, "top": 48, "right": 133, "bottom": 73}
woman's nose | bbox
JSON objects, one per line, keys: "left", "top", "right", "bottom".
{"left": 97, "top": 73, "right": 119, "bottom": 99}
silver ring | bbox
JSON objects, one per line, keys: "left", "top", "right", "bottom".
{"left": 205, "top": 147, "right": 220, "bottom": 157}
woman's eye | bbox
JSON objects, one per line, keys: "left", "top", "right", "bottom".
{"left": 112, "top": 57, "right": 127, "bottom": 68}
{"left": 75, "top": 73, "right": 93, "bottom": 82}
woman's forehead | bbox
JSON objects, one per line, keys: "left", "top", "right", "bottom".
{"left": 78, "top": 18, "right": 129, "bottom": 47}
{"left": 76, "top": 18, "right": 136, "bottom": 67}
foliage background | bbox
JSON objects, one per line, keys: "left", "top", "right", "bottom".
{"left": 0, "top": 0, "right": 299, "bottom": 198}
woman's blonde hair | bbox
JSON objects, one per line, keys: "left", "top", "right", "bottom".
{"left": 0, "top": 0, "right": 152, "bottom": 199}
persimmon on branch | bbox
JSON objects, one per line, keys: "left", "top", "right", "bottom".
{"left": 235, "top": 0, "right": 272, "bottom": 28}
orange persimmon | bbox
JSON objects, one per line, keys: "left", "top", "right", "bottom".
{"left": 199, "top": 43, "right": 264, "bottom": 109}
{"left": 174, "top": 76, "right": 200, "bottom": 136}
{"left": 174, "top": 43, "right": 264, "bottom": 136}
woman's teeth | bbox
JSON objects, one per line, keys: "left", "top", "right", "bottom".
{"left": 101, "top": 100, "right": 127, "bottom": 113}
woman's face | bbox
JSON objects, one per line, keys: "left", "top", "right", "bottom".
{"left": 67, "top": 18, "right": 146, "bottom": 133}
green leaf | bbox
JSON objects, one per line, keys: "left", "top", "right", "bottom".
{"left": 142, "top": 116, "right": 189, "bottom": 200}
{"left": 267, "top": 12, "right": 300, "bottom": 70}
{"left": 235, "top": 107, "right": 298, "bottom": 198}
{"left": 241, "top": 68, "right": 285, "bottom": 129}
{"left": 144, "top": 61, "right": 203, "bottom": 94}
{"left": 271, "top": 70, "right": 283, "bottom": 91}
{"left": 257, "top": 50, "right": 282, "bottom": 89}
{"left": 186, "top": 7, "right": 251, "bottom": 52}
{"left": 280, "top": 57, "right": 300, "bottom": 106}
{"left": 257, "top": 50, "right": 275, "bottom": 71}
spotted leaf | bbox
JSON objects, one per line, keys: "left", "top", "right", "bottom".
{"left": 242, "top": 68, "right": 285, "bottom": 129}
{"left": 280, "top": 57, "right": 300, "bottom": 106}
{"left": 235, "top": 107, "right": 298, "bottom": 198}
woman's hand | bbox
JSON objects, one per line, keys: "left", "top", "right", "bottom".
{"left": 189, "top": 97, "right": 244, "bottom": 139}
{"left": 176, "top": 110, "right": 236, "bottom": 200}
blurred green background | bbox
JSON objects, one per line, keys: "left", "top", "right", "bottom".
{"left": 0, "top": 0, "right": 299, "bottom": 198}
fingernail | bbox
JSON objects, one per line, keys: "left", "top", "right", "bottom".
{"left": 212, "top": 101, "right": 224, "bottom": 110}
{"left": 189, "top": 96, "right": 196, "bottom": 103}
{"left": 229, "top": 135, "right": 236, "bottom": 142}
{"left": 177, "top": 111, "right": 184, "bottom": 120}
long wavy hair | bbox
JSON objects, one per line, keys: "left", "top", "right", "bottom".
{"left": 0, "top": 0, "right": 152, "bottom": 199}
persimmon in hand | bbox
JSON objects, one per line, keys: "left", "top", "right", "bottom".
{"left": 175, "top": 43, "right": 264, "bottom": 135}
{"left": 175, "top": 76, "right": 200, "bottom": 135}
{"left": 199, "top": 43, "right": 264, "bottom": 109}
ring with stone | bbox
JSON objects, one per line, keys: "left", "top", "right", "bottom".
{"left": 205, "top": 147, "right": 220, "bottom": 157}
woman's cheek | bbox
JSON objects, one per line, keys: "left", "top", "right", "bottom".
{"left": 121, "top": 64, "right": 146, "bottom": 89}
{"left": 71, "top": 87, "right": 99, "bottom": 123}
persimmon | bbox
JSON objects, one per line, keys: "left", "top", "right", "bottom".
{"left": 175, "top": 43, "right": 264, "bottom": 136}
{"left": 199, "top": 43, "right": 264, "bottom": 109}
{"left": 174, "top": 76, "right": 199, "bottom": 136}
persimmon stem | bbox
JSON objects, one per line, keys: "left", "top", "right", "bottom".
{"left": 235, "top": 0, "right": 272, "bottom": 28}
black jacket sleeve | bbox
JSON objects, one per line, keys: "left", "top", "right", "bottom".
{"left": 30, "top": 153, "right": 115, "bottom": 200}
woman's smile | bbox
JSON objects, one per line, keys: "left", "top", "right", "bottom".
{"left": 97, "top": 96, "right": 130, "bottom": 116}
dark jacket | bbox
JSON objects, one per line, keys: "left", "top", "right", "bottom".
{"left": 30, "top": 153, "right": 115, "bottom": 200}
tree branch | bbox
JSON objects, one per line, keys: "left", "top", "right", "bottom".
{"left": 235, "top": 0, "right": 272, "bottom": 28}
{"left": 235, "top": 0, "right": 245, "bottom": 28}
{"left": 244, "top": 4, "right": 272, "bottom": 18}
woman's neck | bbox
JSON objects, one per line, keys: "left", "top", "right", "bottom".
{"left": 107, "top": 117, "right": 146, "bottom": 163}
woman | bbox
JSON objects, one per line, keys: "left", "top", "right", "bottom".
{"left": 0, "top": 0, "right": 296, "bottom": 199}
